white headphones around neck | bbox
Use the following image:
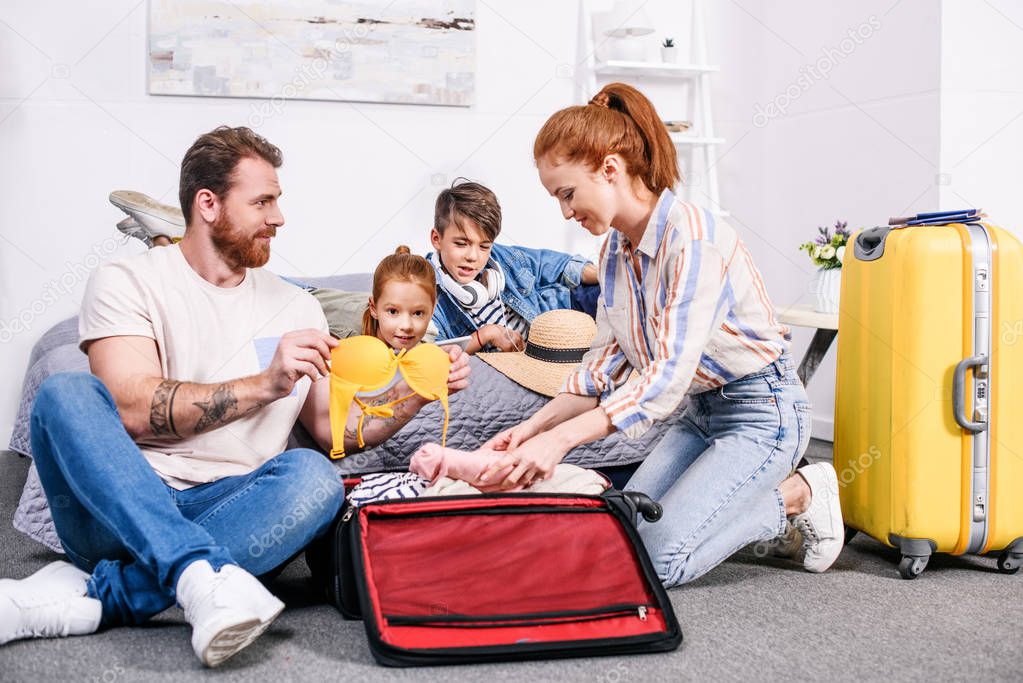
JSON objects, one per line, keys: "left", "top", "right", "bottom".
{"left": 435, "top": 255, "right": 506, "bottom": 313}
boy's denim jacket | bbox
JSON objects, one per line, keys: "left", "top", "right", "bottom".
{"left": 428, "top": 243, "right": 588, "bottom": 341}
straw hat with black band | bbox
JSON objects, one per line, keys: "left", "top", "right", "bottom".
{"left": 476, "top": 309, "right": 597, "bottom": 397}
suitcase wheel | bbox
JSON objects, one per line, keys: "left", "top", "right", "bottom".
{"left": 997, "top": 551, "right": 1020, "bottom": 575}
{"left": 843, "top": 525, "right": 858, "bottom": 546}
{"left": 898, "top": 555, "right": 928, "bottom": 580}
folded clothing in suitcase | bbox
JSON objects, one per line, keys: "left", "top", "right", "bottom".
{"left": 325, "top": 490, "right": 682, "bottom": 666}
{"left": 836, "top": 215, "right": 1023, "bottom": 578}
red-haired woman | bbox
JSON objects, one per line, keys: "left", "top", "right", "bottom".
{"left": 482, "top": 83, "right": 843, "bottom": 587}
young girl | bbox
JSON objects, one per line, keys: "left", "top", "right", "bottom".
{"left": 480, "top": 83, "right": 844, "bottom": 587}
{"left": 363, "top": 245, "right": 436, "bottom": 351}
{"left": 332, "top": 246, "right": 446, "bottom": 455}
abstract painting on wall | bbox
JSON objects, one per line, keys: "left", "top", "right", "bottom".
{"left": 148, "top": 0, "right": 476, "bottom": 107}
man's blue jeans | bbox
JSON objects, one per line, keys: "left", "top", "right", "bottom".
{"left": 625, "top": 354, "right": 812, "bottom": 587}
{"left": 29, "top": 373, "right": 344, "bottom": 627}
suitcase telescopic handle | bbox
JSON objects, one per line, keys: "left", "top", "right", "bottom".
{"left": 953, "top": 355, "right": 988, "bottom": 433}
{"left": 623, "top": 491, "right": 663, "bottom": 523}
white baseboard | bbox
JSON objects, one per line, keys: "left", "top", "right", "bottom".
{"left": 811, "top": 414, "right": 833, "bottom": 443}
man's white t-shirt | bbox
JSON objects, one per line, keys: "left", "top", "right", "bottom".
{"left": 78, "top": 244, "right": 328, "bottom": 489}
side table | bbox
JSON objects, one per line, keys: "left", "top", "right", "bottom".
{"left": 777, "top": 304, "right": 839, "bottom": 385}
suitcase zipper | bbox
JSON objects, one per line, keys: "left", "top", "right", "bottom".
{"left": 368, "top": 505, "right": 606, "bottom": 521}
{"left": 385, "top": 604, "right": 656, "bottom": 629}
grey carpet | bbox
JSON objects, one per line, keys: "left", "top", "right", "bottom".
{"left": 1, "top": 443, "right": 1021, "bottom": 682}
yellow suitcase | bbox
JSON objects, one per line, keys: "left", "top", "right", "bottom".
{"left": 835, "top": 219, "right": 1023, "bottom": 579}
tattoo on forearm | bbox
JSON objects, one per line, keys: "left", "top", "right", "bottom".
{"left": 150, "top": 379, "right": 182, "bottom": 438}
{"left": 192, "top": 383, "right": 241, "bottom": 433}
{"left": 343, "top": 426, "right": 361, "bottom": 453}
{"left": 367, "top": 387, "right": 400, "bottom": 408}
{"left": 343, "top": 386, "right": 421, "bottom": 452}
{"left": 360, "top": 387, "right": 419, "bottom": 432}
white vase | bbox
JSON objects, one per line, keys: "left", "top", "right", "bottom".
{"left": 660, "top": 46, "right": 679, "bottom": 63}
{"left": 810, "top": 267, "right": 842, "bottom": 314}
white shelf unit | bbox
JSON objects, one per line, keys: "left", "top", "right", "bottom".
{"left": 579, "top": 1, "right": 725, "bottom": 219}
{"left": 671, "top": 133, "right": 725, "bottom": 146}
{"left": 594, "top": 60, "right": 719, "bottom": 78}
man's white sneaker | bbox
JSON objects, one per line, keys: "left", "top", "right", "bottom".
{"left": 790, "top": 462, "right": 844, "bottom": 573}
{"left": 0, "top": 561, "right": 102, "bottom": 645}
{"left": 116, "top": 216, "right": 157, "bottom": 248}
{"left": 175, "top": 561, "right": 284, "bottom": 668}
{"left": 109, "top": 190, "right": 185, "bottom": 245}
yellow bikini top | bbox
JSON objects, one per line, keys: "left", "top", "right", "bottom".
{"left": 328, "top": 335, "right": 451, "bottom": 460}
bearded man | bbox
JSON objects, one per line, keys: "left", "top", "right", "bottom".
{"left": 0, "top": 126, "right": 468, "bottom": 667}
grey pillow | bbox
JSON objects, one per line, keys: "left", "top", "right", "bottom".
{"left": 309, "top": 288, "right": 371, "bottom": 339}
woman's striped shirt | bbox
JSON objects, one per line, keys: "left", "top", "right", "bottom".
{"left": 562, "top": 189, "right": 791, "bottom": 438}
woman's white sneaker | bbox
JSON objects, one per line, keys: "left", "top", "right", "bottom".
{"left": 768, "top": 520, "right": 805, "bottom": 560}
{"left": 175, "top": 561, "right": 284, "bottom": 668}
{"left": 790, "top": 462, "right": 844, "bottom": 573}
{"left": 0, "top": 561, "right": 102, "bottom": 645}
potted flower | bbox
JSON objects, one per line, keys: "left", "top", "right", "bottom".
{"left": 799, "top": 220, "right": 851, "bottom": 314}
{"left": 661, "top": 37, "right": 679, "bottom": 63}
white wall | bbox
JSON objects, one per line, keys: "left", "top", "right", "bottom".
{"left": 939, "top": 0, "right": 1023, "bottom": 234}
{"left": 1, "top": 0, "right": 1013, "bottom": 447}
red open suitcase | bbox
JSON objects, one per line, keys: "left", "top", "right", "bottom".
{"left": 324, "top": 489, "right": 683, "bottom": 666}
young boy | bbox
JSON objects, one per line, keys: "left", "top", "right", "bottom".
{"left": 428, "top": 179, "right": 599, "bottom": 354}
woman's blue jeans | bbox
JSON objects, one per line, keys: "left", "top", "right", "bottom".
{"left": 29, "top": 372, "right": 345, "bottom": 627}
{"left": 625, "top": 354, "right": 812, "bottom": 587}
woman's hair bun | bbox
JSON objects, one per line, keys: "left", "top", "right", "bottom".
{"left": 394, "top": 245, "right": 412, "bottom": 255}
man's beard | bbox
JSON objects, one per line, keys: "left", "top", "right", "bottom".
{"left": 210, "top": 210, "right": 274, "bottom": 269}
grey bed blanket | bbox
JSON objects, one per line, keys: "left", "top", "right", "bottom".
{"left": 9, "top": 273, "right": 676, "bottom": 552}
